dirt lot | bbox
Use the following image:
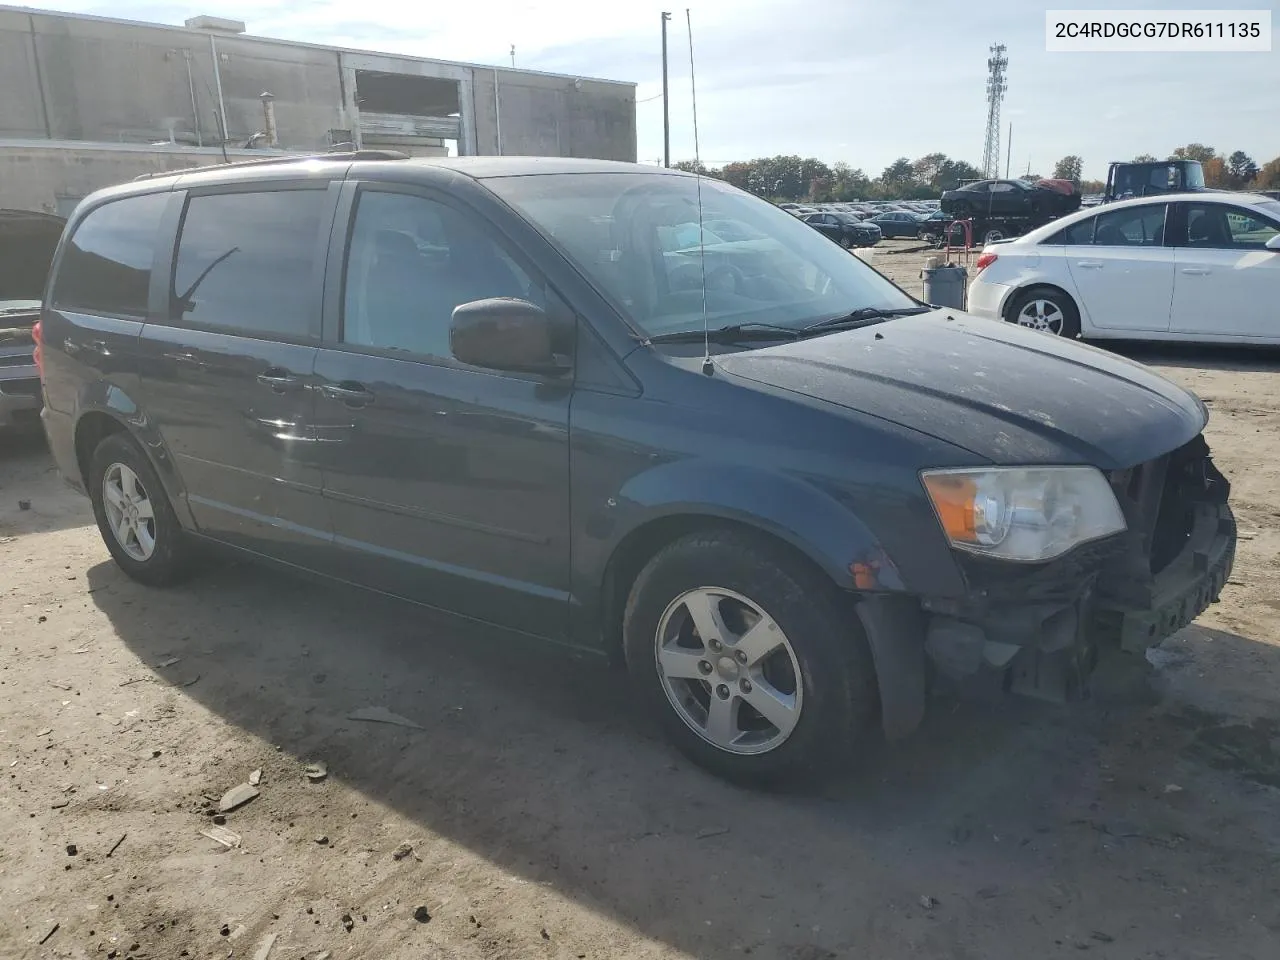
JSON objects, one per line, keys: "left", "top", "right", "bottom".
{"left": 3, "top": 245, "right": 1279, "bottom": 960}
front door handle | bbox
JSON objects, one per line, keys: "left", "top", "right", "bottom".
{"left": 320, "top": 381, "right": 374, "bottom": 407}
{"left": 1180, "top": 267, "right": 1211, "bottom": 276}
{"left": 257, "top": 367, "right": 299, "bottom": 394}
{"left": 1076, "top": 260, "right": 1104, "bottom": 269}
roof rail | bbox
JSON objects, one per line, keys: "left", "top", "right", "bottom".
{"left": 132, "top": 149, "right": 410, "bottom": 182}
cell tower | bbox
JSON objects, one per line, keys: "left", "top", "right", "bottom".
{"left": 982, "top": 43, "right": 1008, "bottom": 178}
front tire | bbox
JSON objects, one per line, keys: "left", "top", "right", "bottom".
{"left": 89, "top": 433, "right": 196, "bottom": 586}
{"left": 623, "top": 529, "right": 877, "bottom": 786}
{"left": 838, "top": 234, "right": 853, "bottom": 249}
{"left": 1007, "top": 286, "right": 1081, "bottom": 338}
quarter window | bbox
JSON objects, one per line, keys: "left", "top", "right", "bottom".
{"left": 171, "top": 189, "right": 326, "bottom": 337}
{"left": 342, "top": 190, "right": 542, "bottom": 360}
{"left": 51, "top": 192, "right": 167, "bottom": 317}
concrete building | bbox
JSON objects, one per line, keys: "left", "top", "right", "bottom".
{"left": 0, "top": 5, "right": 637, "bottom": 217}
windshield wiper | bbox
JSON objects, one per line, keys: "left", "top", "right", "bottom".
{"left": 646, "top": 322, "right": 803, "bottom": 344}
{"left": 803, "top": 305, "right": 932, "bottom": 332}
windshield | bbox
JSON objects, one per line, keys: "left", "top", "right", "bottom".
{"left": 486, "top": 172, "right": 918, "bottom": 339}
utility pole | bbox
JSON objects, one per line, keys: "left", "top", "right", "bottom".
{"left": 1005, "top": 121, "right": 1012, "bottom": 178}
{"left": 661, "top": 11, "right": 671, "bottom": 168}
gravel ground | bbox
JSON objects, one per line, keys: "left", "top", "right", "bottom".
{"left": 2, "top": 246, "right": 1279, "bottom": 959}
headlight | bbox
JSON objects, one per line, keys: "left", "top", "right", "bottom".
{"left": 921, "top": 466, "right": 1126, "bottom": 562}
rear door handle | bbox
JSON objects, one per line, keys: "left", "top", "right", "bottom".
{"left": 1076, "top": 260, "right": 1104, "bottom": 269}
{"left": 257, "top": 367, "right": 300, "bottom": 394}
{"left": 1180, "top": 267, "right": 1211, "bottom": 276}
{"left": 320, "top": 381, "right": 374, "bottom": 407}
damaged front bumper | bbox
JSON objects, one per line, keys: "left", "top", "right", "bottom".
{"left": 919, "top": 436, "right": 1235, "bottom": 703}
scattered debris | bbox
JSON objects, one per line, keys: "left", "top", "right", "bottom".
{"left": 50, "top": 800, "right": 69, "bottom": 810}
{"left": 219, "top": 924, "right": 231, "bottom": 937}
{"left": 1164, "top": 783, "right": 1184, "bottom": 794}
{"left": 200, "top": 825, "right": 242, "bottom": 849}
{"left": 37, "top": 727, "right": 52, "bottom": 737}
{"left": 218, "top": 783, "right": 260, "bottom": 812}
{"left": 413, "top": 905, "right": 431, "bottom": 923}
{"left": 37, "top": 615, "right": 46, "bottom": 623}
{"left": 695, "top": 826, "right": 731, "bottom": 840}
{"left": 156, "top": 656, "right": 182, "bottom": 668}
{"left": 919, "top": 895, "right": 939, "bottom": 910}
{"left": 65, "top": 844, "right": 77, "bottom": 857}
{"left": 180, "top": 674, "right": 201, "bottom": 687}
{"left": 118, "top": 677, "right": 151, "bottom": 687}
{"left": 348, "top": 706, "right": 426, "bottom": 730}
{"left": 309, "top": 952, "right": 331, "bottom": 960}
{"left": 976, "top": 885, "right": 1000, "bottom": 900}
{"left": 38, "top": 922, "right": 59, "bottom": 945}
{"left": 392, "top": 842, "right": 415, "bottom": 861}
{"left": 47, "top": 681, "right": 72, "bottom": 691}
{"left": 340, "top": 913, "right": 354, "bottom": 932}
{"left": 314, "top": 835, "right": 330, "bottom": 846}
{"left": 18, "top": 499, "right": 31, "bottom": 511}
{"left": 0, "top": 536, "right": 14, "bottom": 544}
{"left": 213, "top": 815, "right": 227, "bottom": 826}
{"left": 1090, "top": 932, "right": 1115, "bottom": 944}
{"left": 248, "top": 768, "right": 262, "bottom": 786}
{"left": 304, "top": 762, "right": 328, "bottom": 782}
{"left": 106, "top": 834, "right": 127, "bottom": 858}
{"left": 251, "top": 931, "right": 278, "bottom": 960}
{"left": 540, "top": 927, "right": 551, "bottom": 940}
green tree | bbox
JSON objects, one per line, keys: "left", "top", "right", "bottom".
{"left": 1052, "top": 155, "right": 1083, "bottom": 181}
{"left": 912, "top": 152, "right": 949, "bottom": 188}
{"left": 1226, "top": 150, "right": 1259, "bottom": 187}
{"left": 880, "top": 157, "right": 915, "bottom": 188}
{"left": 935, "top": 159, "right": 983, "bottom": 191}
{"left": 1132, "top": 153, "right": 1158, "bottom": 163}
{"left": 672, "top": 159, "right": 709, "bottom": 175}
{"left": 1170, "top": 143, "right": 1217, "bottom": 163}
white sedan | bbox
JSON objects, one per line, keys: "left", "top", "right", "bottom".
{"left": 966, "top": 192, "right": 1280, "bottom": 342}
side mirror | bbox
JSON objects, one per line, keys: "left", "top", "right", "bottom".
{"left": 450, "top": 298, "right": 570, "bottom": 375}
{"left": 1266, "top": 234, "right": 1280, "bottom": 251}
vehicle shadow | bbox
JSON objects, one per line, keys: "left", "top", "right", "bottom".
{"left": 0, "top": 427, "right": 92, "bottom": 537}
{"left": 87, "top": 558, "right": 1280, "bottom": 959}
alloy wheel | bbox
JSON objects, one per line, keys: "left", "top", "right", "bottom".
{"left": 1016, "top": 298, "right": 1066, "bottom": 335}
{"left": 102, "top": 462, "right": 157, "bottom": 562}
{"left": 654, "top": 587, "right": 803, "bottom": 755}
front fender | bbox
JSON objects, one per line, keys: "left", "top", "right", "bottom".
{"left": 609, "top": 458, "right": 908, "bottom": 593}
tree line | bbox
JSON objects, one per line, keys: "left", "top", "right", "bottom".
{"left": 674, "top": 143, "right": 1280, "bottom": 202}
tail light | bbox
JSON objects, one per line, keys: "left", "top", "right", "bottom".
{"left": 32, "top": 319, "right": 43, "bottom": 379}
{"left": 975, "top": 253, "right": 998, "bottom": 274}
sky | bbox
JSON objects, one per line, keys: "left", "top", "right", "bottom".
{"left": 34, "top": 0, "right": 1280, "bottom": 180}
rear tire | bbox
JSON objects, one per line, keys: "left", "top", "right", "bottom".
{"left": 1007, "top": 286, "right": 1081, "bottom": 338}
{"left": 838, "top": 234, "right": 853, "bottom": 249}
{"left": 623, "top": 528, "right": 877, "bottom": 787}
{"left": 88, "top": 433, "right": 196, "bottom": 586}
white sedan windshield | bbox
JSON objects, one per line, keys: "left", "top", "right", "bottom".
{"left": 486, "top": 172, "right": 918, "bottom": 337}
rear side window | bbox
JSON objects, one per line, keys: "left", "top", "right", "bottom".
{"left": 1093, "top": 205, "right": 1166, "bottom": 246}
{"left": 1047, "top": 217, "right": 1095, "bottom": 245}
{"left": 171, "top": 189, "right": 326, "bottom": 338}
{"left": 51, "top": 192, "right": 167, "bottom": 317}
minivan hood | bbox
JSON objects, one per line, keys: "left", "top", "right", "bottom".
{"left": 715, "top": 311, "right": 1206, "bottom": 469}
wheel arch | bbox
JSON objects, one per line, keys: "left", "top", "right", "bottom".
{"left": 1003, "top": 281, "right": 1081, "bottom": 328}
{"left": 72, "top": 397, "right": 196, "bottom": 530}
